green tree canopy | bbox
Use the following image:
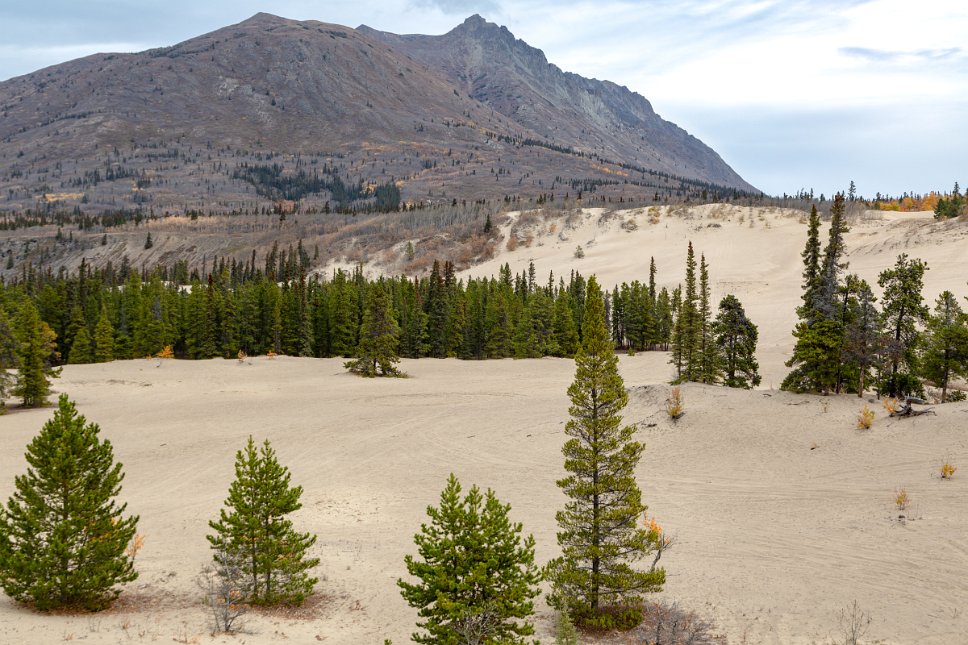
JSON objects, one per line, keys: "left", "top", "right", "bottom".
{"left": 346, "top": 282, "right": 403, "bottom": 377}
{"left": 713, "top": 294, "right": 761, "bottom": 388}
{"left": 207, "top": 437, "right": 319, "bottom": 605}
{"left": 548, "top": 276, "right": 664, "bottom": 629}
{"left": 0, "top": 395, "right": 138, "bottom": 610}
{"left": 399, "top": 474, "right": 541, "bottom": 645}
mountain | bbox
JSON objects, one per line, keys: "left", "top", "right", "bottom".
{"left": 0, "top": 13, "right": 755, "bottom": 216}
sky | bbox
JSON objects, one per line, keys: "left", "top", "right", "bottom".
{"left": 1, "top": 0, "right": 966, "bottom": 198}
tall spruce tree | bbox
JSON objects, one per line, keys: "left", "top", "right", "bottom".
{"left": 398, "top": 474, "right": 541, "bottom": 645}
{"left": 0, "top": 307, "right": 19, "bottom": 413}
{"left": 13, "top": 301, "right": 60, "bottom": 407}
{"left": 712, "top": 295, "right": 761, "bottom": 389}
{"left": 698, "top": 254, "right": 719, "bottom": 383}
{"left": 93, "top": 306, "right": 115, "bottom": 363}
{"left": 552, "top": 287, "right": 580, "bottom": 358}
{"left": 783, "top": 198, "right": 850, "bottom": 394}
{"left": 844, "top": 279, "right": 881, "bottom": 397}
{"left": 679, "top": 243, "right": 700, "bottom": 380}
{"left": 0, "top": 395, "right": 138, "bottom": 610}
{"left": 922, "top": 290, "right": 968, "bottom": 402}
{"left": 877, "top": 254, "right": 928, "bottom": 397}
{"left": 547, "top": 276, "right": 664, "bottom": 628}
{"left": 207, "top": 437, "right": 319, "bottom": 605}
{"left": 346, "top": 282, "right": 402, "bottom": 377}
{"left": 800, "top": 204, "right": 822, "bottom": 321}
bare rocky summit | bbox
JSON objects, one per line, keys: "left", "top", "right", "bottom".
{"left": 0, "top": 13, "right": 755, "bottom": 215}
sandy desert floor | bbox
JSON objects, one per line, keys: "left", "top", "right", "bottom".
{"left": 2, "top": 205, "right": 968, "bottom": 644}
{"left": 1, "top": 355, "right": 966, "bottom": 645}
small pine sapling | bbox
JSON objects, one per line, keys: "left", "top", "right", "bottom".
{"left": 856, "top": 405, "right": 874, "bottom": 430}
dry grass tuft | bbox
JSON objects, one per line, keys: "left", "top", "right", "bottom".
{"left": 883, "top": 397, "right": 899, "bottom": 414}
{"left": 894, "top": 487, "right": 909, "bottom": 511}
{"left": 666, "top": 386, "right": 684, "bottom": 421}
{"left": 941, "top": 458, "right": 957, "bottom": 480}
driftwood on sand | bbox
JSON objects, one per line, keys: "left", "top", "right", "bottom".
{"left": 889, "top": 397, "right": 937, "bottom": 418}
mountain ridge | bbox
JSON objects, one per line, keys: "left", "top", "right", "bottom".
{"left": 0, "top": 13, "right": 756, "bottom": 216}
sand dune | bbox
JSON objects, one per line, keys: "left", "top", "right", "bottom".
{"left": 466, "top": 204, "right": 968, "bottom": 387}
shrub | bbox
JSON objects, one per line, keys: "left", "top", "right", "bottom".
{"left": 882, "top": 397, "right": 899, "bottom": 414}
{"left": 894, "top": 487, "right": 909, "bottom": 510}
{"left": 941, "top": 458, "right": 957, "bottom": 480}
{"left": 856, "top": 405, "right": 874, "bottom": 429}
{"left": 573, "top": 244, "right": 585, "bottom": 259}
{"left": 840, "top": 600, "right": 871, "bottom": 645}
{"left": 155, "top": 345, "right": 174, "bottom": 359}
{"left": 666, "top": 386, "right": 684, "bottom": 420}
{"left": 947, "top": 389, "right": 966, "bottom": 403}
{"left": 196, "top": 548, "right": 249, "bottom": 634}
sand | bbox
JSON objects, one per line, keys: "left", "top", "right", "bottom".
{"left": 1, "top": 205, "right": 967, "bottom": 644}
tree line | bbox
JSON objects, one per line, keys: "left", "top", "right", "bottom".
{"left": 1, "top": 278, "right": 671, "bottom": 641}
{"left": 783, "top": 194, "right": 968, "bottom": 400}
{"left": 0, "top": 247, "right": 761, "bottom": 410}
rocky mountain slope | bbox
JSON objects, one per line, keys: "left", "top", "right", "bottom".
{"left": 0, "top": 13, "right": 755, "bottom": 216}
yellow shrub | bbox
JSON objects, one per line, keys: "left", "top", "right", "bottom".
{"left": 941, "top": 461, "right": 957, "bottom": 480}
{"left": 894, "top": 487, "right": 909, "bottom": 510}
{"left": 857, "top": 405, "right": 875, "bottom": 430}
{"left": 666, "top": 386, "right": 684, "bottom": 420}
{"left": 883, "top": 397, "right": 898, "bottom": 414}
{"left": 155, "top": 345, "right": 174, "bottom": 359}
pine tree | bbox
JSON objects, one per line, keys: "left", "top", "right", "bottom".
{"left": 552, "top": 288, "right": 580, "bottom": 357}
{"left": 68, "top": 326, "right": 94, "bottom": 365}
{"left": 800, "top": 204, "right": 822, "bottom": 321}
{"left": 698, "top": 254, "right": 719, "bottom": 383}
{"left": 712, "top": 295, "right": 761, "bottom": 388}
{"left": 922, "top": 291, "right": 968, "bottom": 402}
{"left": 676, "top": 243, "right": 701, "bottom": 381}
{"left": 669, "top": 286, "right": 684, "bottom": 378}
{"left": 13, "top": 301, "right": 61, "bottom": 407}
{"left": 783, "top": 198, "right": 849, "bottom": 394}
{"left": 207, "top": 437, "right": 319, "bottom": 605}
{"left": 817, "top": 193, "right": 849, "bottom": 319}
{"left": 398, "top": 474, "right": 541, "bottom": 645}
{"left": 0, "top": 395, "right": 138, "bottom": 610}
{"left": 346, "top": 282, "right": 402, "bottom": 377}
{"left": 547, "top": 276, "right": 664, "bottom": 628}
{"left": 94, "top": 306, "right": 115, "bottom": 363}
{"left": 0, "top": 307, "right": 18, "bottom": 413}
{"left": 877, "top": 254, "right": 928, "bottom": 397}
{"left": 844, "top": 279, "right": 881, "bottom": 397}
{"left": 513, "top": 304, "right": 541, "bottom": 358}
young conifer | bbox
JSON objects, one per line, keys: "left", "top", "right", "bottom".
{"left": 548, "top": 276, "right": 664, "bottom": 628}
{"left": 878, "top": 254, "right": 929, "bottom": 397}
{"left": 0, "top": 307, "right": 17, "bottom": 412}
{"left": 13, "top": 301, "right": 61, "bottom": 407}
{"left": 207, "top": 437, "right": 319, "bottom": 605}
{"left": 346, "top": 282, "right": 402, "bottom": 377}
{"left": 93, "top": 306, "right": 115, "bottom": 363}
{"left": 399, "top": 474, "right": 541, "bottom": 645}
{"left": 713, "top": 294, "right": 761, "bottom": 388}
{"left": 0, "top": 395, "right": 138, "bottom": 610}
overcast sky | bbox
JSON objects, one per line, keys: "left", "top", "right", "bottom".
{"left": 2, "top": 1, "right": 965, "bottom": 197}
